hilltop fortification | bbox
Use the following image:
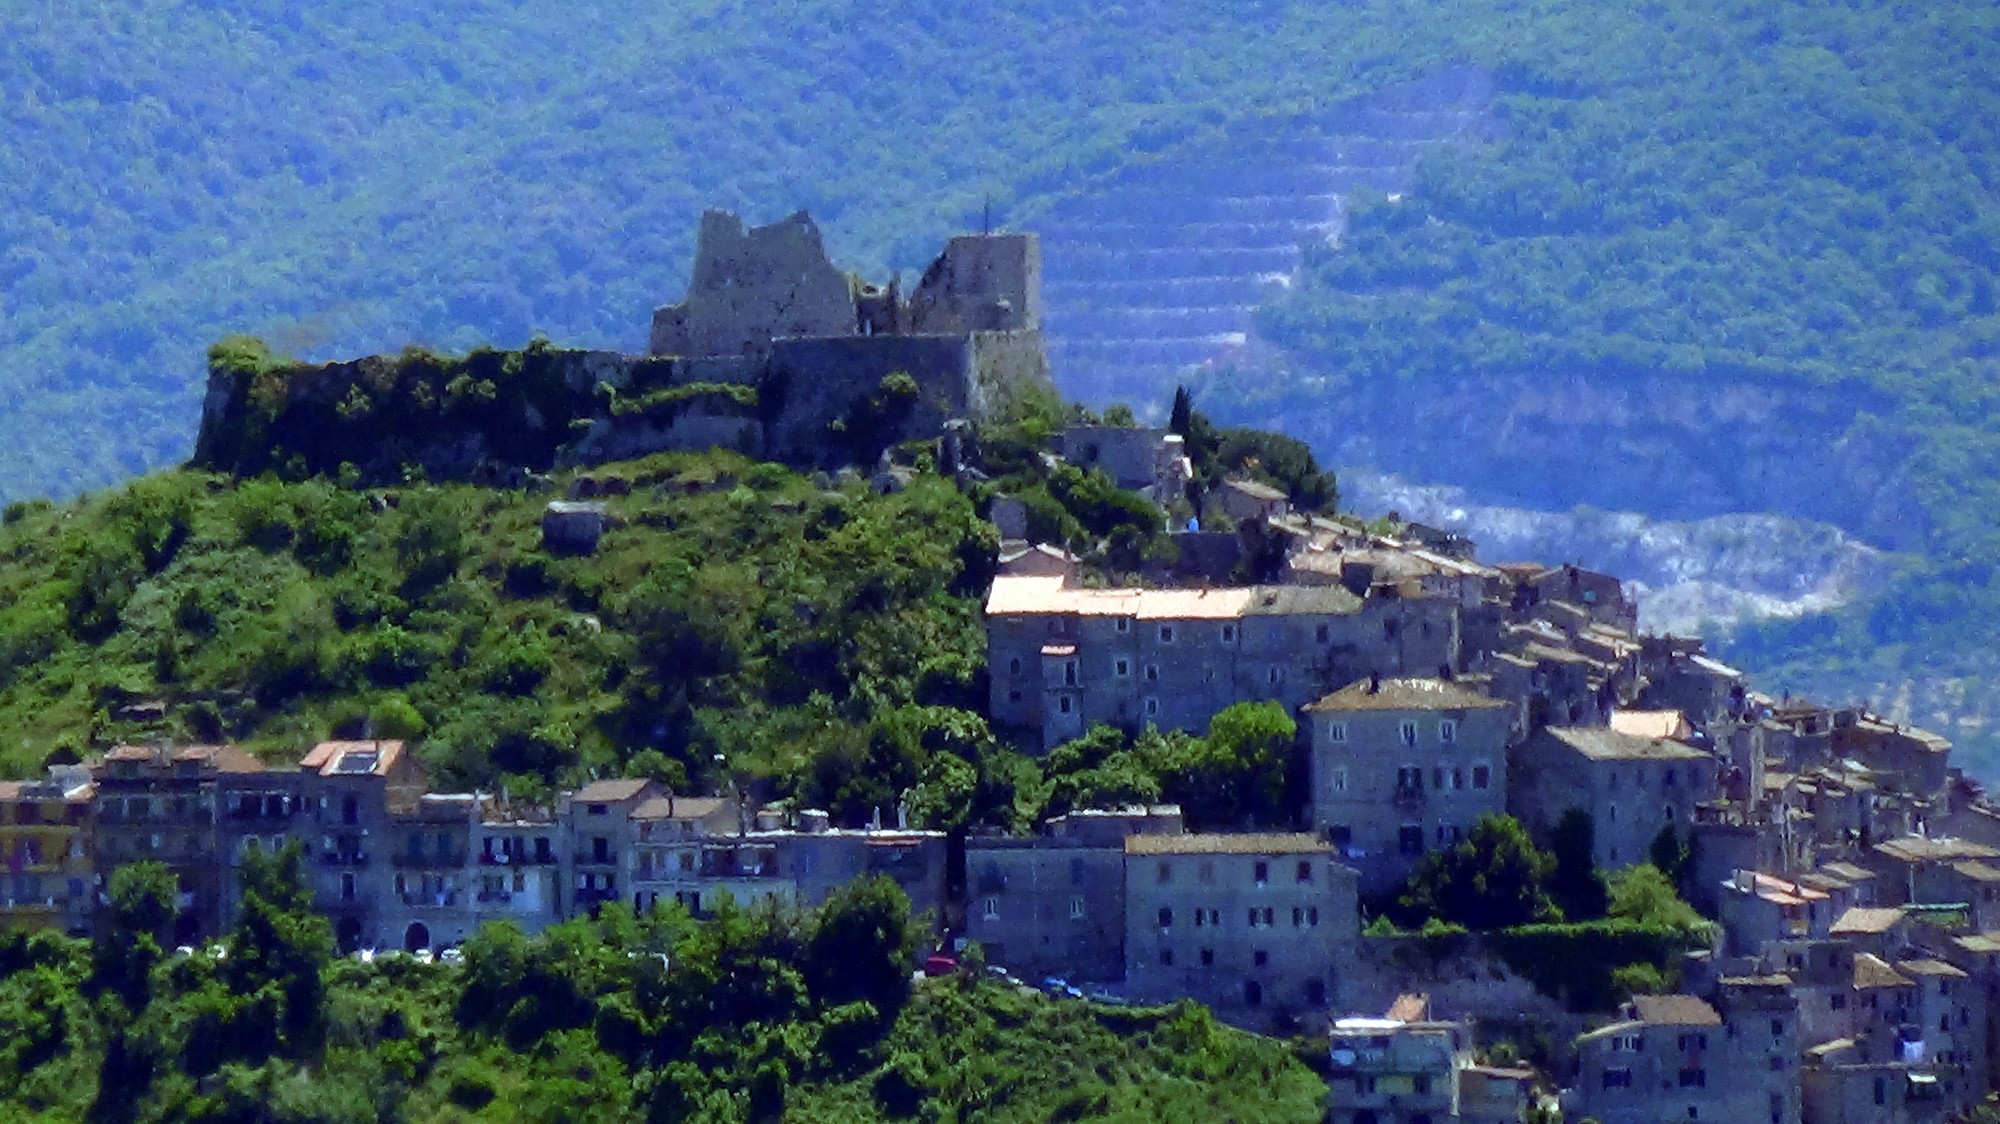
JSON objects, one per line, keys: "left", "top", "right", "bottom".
{"left": 191, "top": 211, "right": 1052, "bottom": 483}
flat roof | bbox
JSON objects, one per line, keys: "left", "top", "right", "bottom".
{"left": 1305, "top": 677, "right": 1508, "bottom": 713}
{"left": 1538, "top": 727, "right": 1709, "bottom": 763}
{"left": 1125, "top": 832, "right": 1330, "bottom": 856}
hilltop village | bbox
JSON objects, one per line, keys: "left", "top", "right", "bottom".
{"left": 13, "top": 212, "right": 2000, "bottom": 1124}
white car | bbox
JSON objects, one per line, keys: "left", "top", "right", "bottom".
{"left": 412, "top": 948, "right": 435, "bottom": 965}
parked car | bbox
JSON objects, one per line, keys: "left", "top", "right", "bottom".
{"left": 1040, "top": 976, "right": 1082, "bottom": 999}
{"left": 1083, "top": 985, "right": 1128, "bottom": 1007}
{"left": 922, "top": 953, "right": 958, "bottom": 978}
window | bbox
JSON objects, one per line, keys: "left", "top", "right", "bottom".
{"left": 1199, "top": 860, "right": 1216, "bottom": 883}
{"left": 1244, "top": 980, "right": 1263, "bottom": 1006}
{"left": 1158, "top": 906, "right": 1174, "bottom": 927}
{"left": 1070, "top": 896, "right": 1085, "bottom": 919}
{"left": 1327, "top": 722, "right": 1348, "bottom": 744}
{"left": 1247, "top": 907, "right": 1260, "bottom": 927}
{"left": 1328, "top": 768, "right": 1348, "bottom": 793}
{"left": 1315, "top": 624, "right": 1330, "bottom": 644}
{"left": 1064, "top": 661, "right": 1078, "bottom": 686}
{"left": 1159, "top": 626, "right": 1175, "bottom": 643}
{"left": 1262, "top": 907, "right": 1274, "bottom": 926}
{"left": 1267, "top": 666, "right": 1284, "bottom": 685}
{"left": 1432, "top": 767, "right": 1445, "bottom": 791}
{"left": 1602, "top": 1068, "right": 1633, "bottom": 1090}
{"left": 1009, "top": 657, "right": 1021, "bottom": 675}
{"left": 1144, "top": 697, "right": 1160, "bottom": 718}
{"left": 1769, "top": 1055, "right": 1785, "bottom": 1071}
{"left": 1399, "top": 826, "right": 1424, "bottom": 856}
{"left": 1158, "top": 862, "right": 1173, "bottom": 884}
{"left": 1413, "top": 1074, "right": 1431, "bottom": 1095}
{"left": 1400, "top": 721, "right": 1418, "bottom": 746}
{"left": 1253, "top": 950, "right": 1269, "bottom": 967}
{"left": 1221, "top": 625, "right": 1236, "bottom": 643}
{"left": 1677, "top": 1068, "right": 1706, "bottom": 1088}
{"left": 1160, "top": 949, "right": 1174, "bottom": 967}
{"left": 1663, "top": 767, "right": 1676, "bottom": 788}
{"left": 1194, "top": 910, "right": 1205, "bottom": 927}
{"left": 1296, "top": 860, "right": 1313, "bottom": 884}
{"left": 1439, "top": 719, "right": 1457, "bottom": 743}
{"left": 1115, "top": 659, "right": 1131, "bottom": 678}
{"left": 1292, "top": 907, "right": 1304, "bottom": 926}
{"left": 1473, "top": 764, "right": 1491, "bottom": 789}
{"left": 1116, "top": 617, "right": 1130, "bottom": 634}
{"left": 1254, "top": 861, "right": 1269, "bottom": 884}
{"left": 981, "top": 896, "right": 999, "bottom": 920}
{"left": 1059, "top": 696, "right": 1073, "bottom": 714}
{"left": 1308, "top": 906, "right": 1320, "bottom": 926}
{"left": 1200, "top": 947, "right": 1215, "bottom": 966}
{"left": 1396, "top": 766, "right": 1424, "bottom": 792}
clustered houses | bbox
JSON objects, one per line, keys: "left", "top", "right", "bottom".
{"left": 975, "top": 472, "right": 2000, "bottom": 1119}
{"left": 2, "top": 742, "right": 947, "bottom": 957}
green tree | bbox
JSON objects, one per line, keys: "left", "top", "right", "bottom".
{"left": 1648, "top": 824, "right": 1690, "bottom": 886}
{"left": 1397, "top": 814, "right": 1560, "bottom": 931}
{"left": 224, "top": 841, "right": 336, "bottom": 1059}
{"left": 92, "top": 862, "right": 178, "bottom": 1008}
{"left": 1607, "top": 864, "right": 1708, "bottom": 932}
{"left": 803, "top": 876, "right": 919, "bottom": 1018}
{"left": 1548, "top": 809, "right": 1609, "bottom": 921}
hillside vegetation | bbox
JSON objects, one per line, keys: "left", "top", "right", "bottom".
{"left": 0, "top": 855, "right": 1323, "bottom": 1123}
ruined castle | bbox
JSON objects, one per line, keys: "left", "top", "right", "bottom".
{"left": 193, "top": 211, "right": 1053, "bottom": 482}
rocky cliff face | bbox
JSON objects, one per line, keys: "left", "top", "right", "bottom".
{"left": 1267, "top": 365, "right": 1924, "bottom": 552}
{"left": 1344, "top": 472, "right": 1898, "bottom": 637}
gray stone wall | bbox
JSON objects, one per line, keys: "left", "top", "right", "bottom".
{"left": 964, "top": 838, "right": 1126, "bottom": 983}
{"left": 1307, "top": 704, "right": 1511, "bottom": 895}
{"left": 649, "top": 211, "right": 858, "bottom": 357}
{"left": 1123, "top": 847, "right": 1357, "bottom": 1024}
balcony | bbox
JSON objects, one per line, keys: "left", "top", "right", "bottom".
{"left": 476, "top": 889, "right": 515, "bottom": 904}
{"left": 401, "top": 890, "right": 460, "bottom": 908}
{"left": 393, "top": 852, "right": 467, "bottom": 869}
{"left": 1392, "top": 786, "right": 1427, "bottom": 808}
{"left": 320, "top": 852, "right": 370, "bottom": 867}
{"left": 479, "top": 850, "right": 558, "bottom": 866}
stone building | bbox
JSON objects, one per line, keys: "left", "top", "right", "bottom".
{"left": 1716, "top": 973, "right": 1805, "bottom": 1124}
{"left": 1123, "top": 833, "right": 1358, "bottom": 1028}
{"left": 1054, "top": 425, "right": 1191, "bottom": 509}
{"left": 561, "top": 778, "right": 662, "bottom": 916}
{"left": 963, "top": 805, "right": 1184, "bottom": 984}
{"left": 1569, "top": 994, "right": 1732, "bottom": 1124}
{"left": 215, "top": 766, "right": 309, "bottom": 927}
{"left": 296, "top": 739, "right": 426, "bottom": 953}
{"left": 1302, "top": 676, "right": 1512, "bottom": 894}
{"left": 383, "top": 793, "right": 479, "bottom": 952}
{"left": 0, "top": 765, "right": 93, "bottom": 935}
{"left": 92, "top": 743, "right": 267, "bottom": 945}
{"left": 630, "top": 794, "right": 736, "bottom": 914}
{"left": 1510, "top": 726, "right": 1719, "bottom": 870}
{"left": 985, "top": 572, "right": 1460, "bottom": 749}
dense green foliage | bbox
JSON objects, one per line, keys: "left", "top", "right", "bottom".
{"left": 1036, "top": 703, "right": 1300, "bottom": 831}
{"left": 0, "top": 860, "right": 1323, "bottom": 1123}
{"left": 0, "top": 450, "right": 1002, "bottom": 816}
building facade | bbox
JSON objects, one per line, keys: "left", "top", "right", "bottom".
{"left": 1303, "top": 676, "right": 1512, "bottom": 894}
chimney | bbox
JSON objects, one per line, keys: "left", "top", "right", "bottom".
{"left": 1368, "top": 672, "right": 1381, "bottom": 695}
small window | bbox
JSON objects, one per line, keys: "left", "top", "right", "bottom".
{"left": 982, "top": 897, "right": 999, "bottom": 921}
{"left": 1253, "top": 861, "right": 1269, "bottom": 884}
{"left": 1069, "top": 896, "right": 1085, "bottom": 919}
{"left": 1144, "top": 697, "right": 1161, "bottom": 718}
{"left": 1400, "top": 721, "right": 1418, "bottom": 746}
{"left": 1160, "top": 948, "right": 1174, "bottom": 967}
{"left": 1145, "top": 664, "right": 1159, "bottom": 682}
{"left": 1327, "top": 722, "right": 1348, "bottom": 744}
{"left": 1296, "top": 860, "right": 1313, "bottom": 884}
{"left": 1221, "top": 625, "right": 1236, "bottom": 643}
{"left": 1452, "top": 768, "right": 1465, "bottom": 790}
{"left": 1158, "top": 906, "right": 1174, "bottom": 927}
{"left": 1432, "top": 766, "right": 1445, "bottom": 790}
{"left": 1246, "top": 907, "right": 1260, "bottom": 927}
{"left": 1399, "top": 825, "right": 1424, "bottom": 856}
{"left": 1328, "top": 768, "right": 1348, "bottom": 793}
{"left": 1059, "top": 696, "right": 1073, "bottom": 714}
{"left": 1159, "top": 625, "right": 1175, "bottom": 643}
{"left": 1439, "top": 719, "right": 1457, "bottom": 743}
{"left": 1473, "top": 764, "right": 1491, "bottom": 789}
{"left": 1315, "top": 624, "right": 1330, "bottom": 644}
{"left": 1116, "top": 617, "right": 1130, "bottom": 633}
{"left": 1158, "top": 861, "right": 1173, "bottom": 884}
{"left": 1253, "top": 950, "right": 1269, "bottom": 967}
{"left": 1009, "top": 657, "right": 1021, "bottom": 675}
{"left": 1200, "top": 947, "right": 1215, "bottom": 966}
{"left": 1115, "top": 659, "right": 1130, "bottom": 678}
{"left": 1244, "top": 980, "right": 1263, "bottom": 1006}
{"left": 1267, "top": 666, "right": 1284, "bottom": 685}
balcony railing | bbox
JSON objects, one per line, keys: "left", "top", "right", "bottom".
{"left": 393, "top": 853, "right": 466, "bottom": 869}
{"left": 1392, "top": 786, "right": 1427, "bottom": 807}
{"left": 478, "top": 851, "right": 558, "bottom": 866}
{"left": 320, "top": 853, "right": 370, "bottom": 867}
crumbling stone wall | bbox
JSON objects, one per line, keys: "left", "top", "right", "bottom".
{"left": 649, "top": 210, "right": 857, "bottom": 357}
{"left": 907, "top": 233, "right": 1043, "bottom": 334}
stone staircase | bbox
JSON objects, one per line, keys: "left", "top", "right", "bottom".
{"left": 1035, "top": 65, "right": 1498, "bottom": 414}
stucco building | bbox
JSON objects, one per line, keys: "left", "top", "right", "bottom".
{"left": 1510, "top": 726, "right": 1719, "bottom": 870}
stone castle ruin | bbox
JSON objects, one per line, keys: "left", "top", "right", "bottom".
{"left": 193, "top": 210, "right": 1053, "bottom": 482}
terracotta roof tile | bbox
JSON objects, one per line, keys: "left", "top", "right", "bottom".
{"left": 1852, "top": 953, "right": 1913, "bottom": 990}
{"left": 1631, "top": 995, "right": 1721, "bottom": 1027}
